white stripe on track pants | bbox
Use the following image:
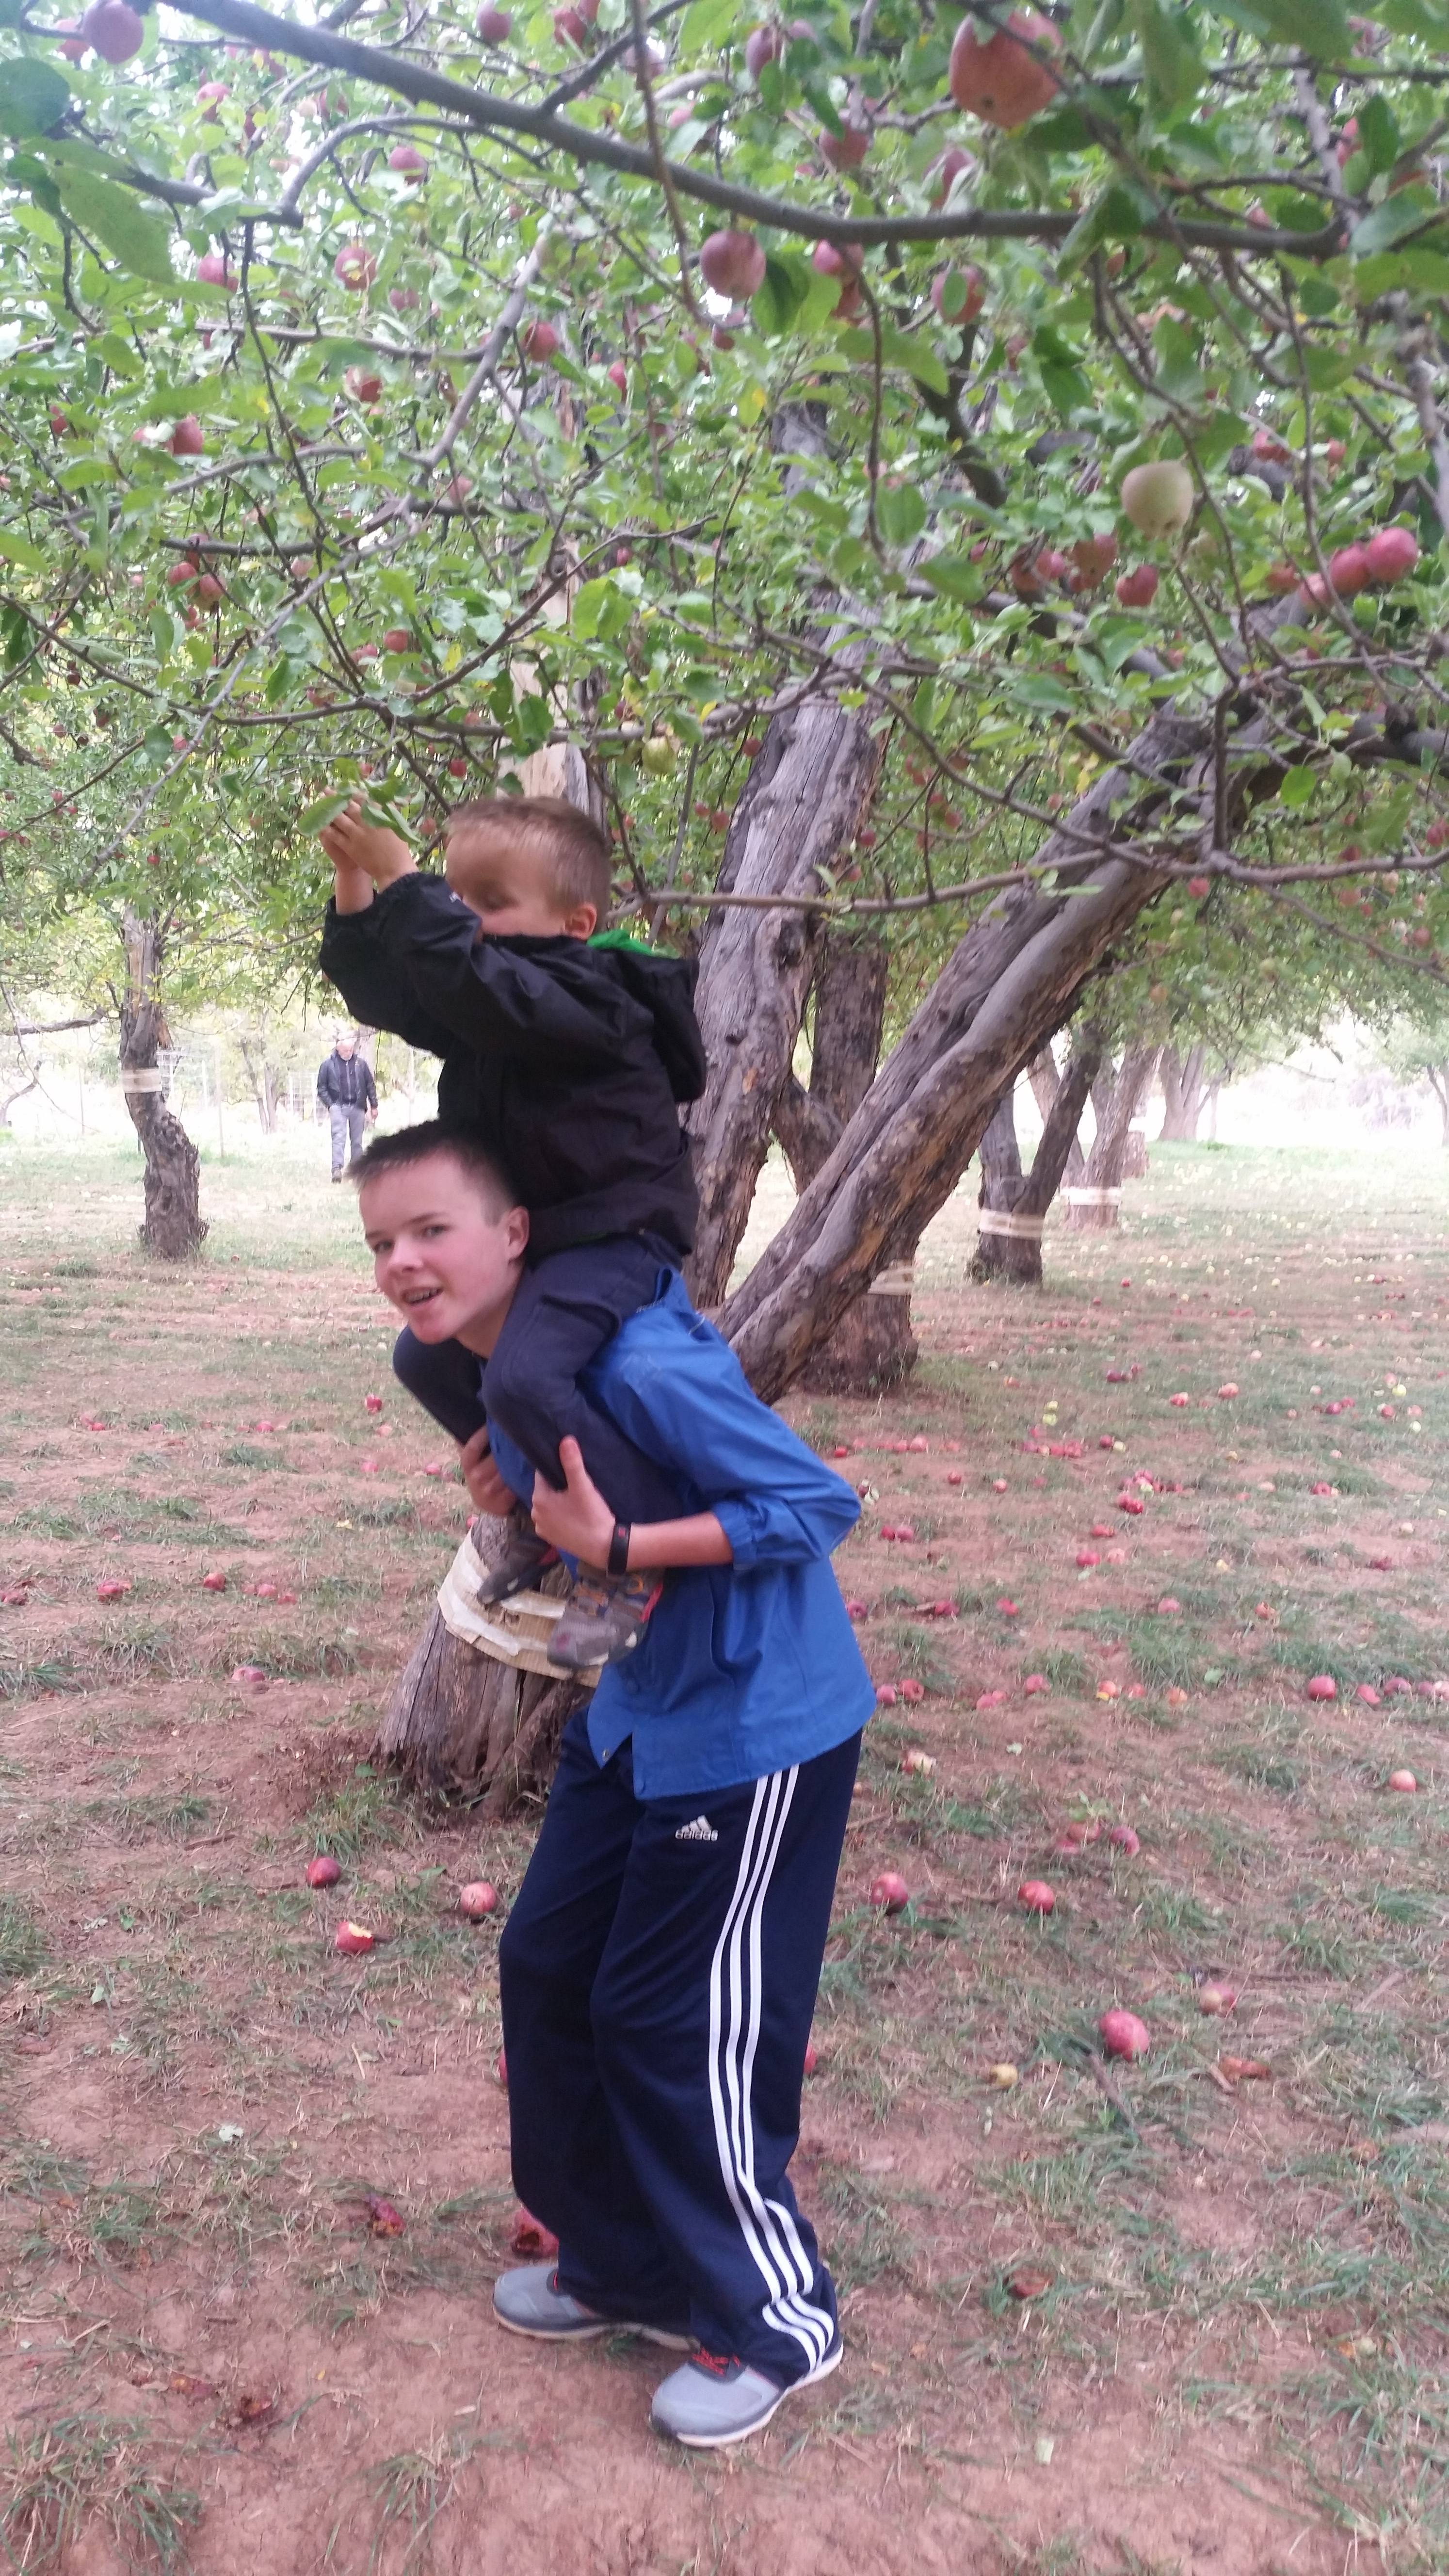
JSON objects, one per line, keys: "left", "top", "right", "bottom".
{"left": 498, "top": 1709, "right": 861, "bottom": 2381}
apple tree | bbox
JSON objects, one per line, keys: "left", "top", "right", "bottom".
{"left": 1, "top": 0, "right": 1449, "bottom": 1367}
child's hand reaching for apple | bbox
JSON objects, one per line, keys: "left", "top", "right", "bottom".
{"left": 320, "top": 798, "right": 417, "bottom": 892}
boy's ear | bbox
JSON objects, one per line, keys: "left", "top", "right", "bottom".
{"left": 505, "top": 1203, "right": 531, "bottom": 1258}
{"left": 561, "top": 901, "right": 598, "bottom": 940}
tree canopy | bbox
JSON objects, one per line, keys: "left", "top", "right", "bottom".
{"left": 3, "top": 0, "right": 1449, "bottom": 1298}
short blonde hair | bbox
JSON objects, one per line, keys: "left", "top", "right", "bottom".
{"left": 445, "top": 795, "right": 612, "bottom": 921}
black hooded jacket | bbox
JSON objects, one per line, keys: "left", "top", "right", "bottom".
{"left": 319, "top": 872, "right": 706, "bottom": 1258}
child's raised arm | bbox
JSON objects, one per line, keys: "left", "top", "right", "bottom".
{"left": 320, "top": 799, "right": 416, "bottom": 916}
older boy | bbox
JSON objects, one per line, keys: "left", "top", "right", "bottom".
{"left": 319, "top": 793, "right": 705, "bottom": 1668}
{"left": 354, "top": 1124, "right": 873, "bottom": 2448}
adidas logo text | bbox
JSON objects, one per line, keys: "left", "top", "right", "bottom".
{"left": 675, "top": 1815, "right": 718, "bottom": 1843}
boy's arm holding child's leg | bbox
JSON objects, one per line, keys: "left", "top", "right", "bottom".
{"left": 529, "top": 1436, "right": 732, "bottom": 1571}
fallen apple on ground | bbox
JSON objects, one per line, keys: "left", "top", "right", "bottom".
{"left": 509, "top": 2208, "right": 559, "bottom": 2257}
{"left": 1099, "top": 2008, "right": 1150, "bottom": 2061}
{"left": 1017, "top": 1880, "right": 1054, "bottom": 1914}
{"left": 459, "top": 1881, "right": 499, "bottom": 1919}
{"left": 870, "top": 1870, "right": 910, "bottom": 1914}
{"left": 335, "top": 1922, "right": 375, "bottom": 1956}
{"left": 306, "top": 1856, "right": 341, "bottom": 1889}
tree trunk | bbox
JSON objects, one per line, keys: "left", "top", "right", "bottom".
{"left": 718, "top": 699, "right": 1233, "bottom": 1400}
{"left": 685, "top": 706, "right": 884, "bottom": 1309}
{"left": 375, "top": 1516, "right": 590, "bottom": 1814}
{"left": 1065, "top": 1045, "right": 1160, "bottom": 1231}
{"left": 240, "top": 1037, "right": 282, "bottom": 1133}
{"left": 119, "top": 911, "right": 207, "bottom": 1260}
{"left": 1429, "top": 1063, "right": 1449, "bottom": 1144}
{"left": 971, "top": 1023, "right": 1104, "bottom": 1285}
{"left": 1027, "top": 1044, "right": 1087, "bottom": 1186}
{"left": 0, "top": 1074, "right": 38, "bottom": 1126}
{"left": 1158, "top": 1041, "right": 1209, "bottom": 1141}
{"left": 772, "top": 934, "right": 917, "bottom": 1393}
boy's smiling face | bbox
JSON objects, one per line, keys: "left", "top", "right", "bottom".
{"left": 359, "top": 1149, "right": 529, "bottom": 1355}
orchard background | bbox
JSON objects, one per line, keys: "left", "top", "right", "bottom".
{"left": 4, "top": 0, "right": 1449, "bottom": 2563}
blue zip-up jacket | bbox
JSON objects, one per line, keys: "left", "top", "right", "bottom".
{"left": 483, "top": 1273, "right": 875, "bottom": 1798}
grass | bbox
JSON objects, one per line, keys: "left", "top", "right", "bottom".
{"left": 3, "top": 1126, "right": 1449, "bottom": 2566}
{"left": 0, "top": 2415, "right": 202, "bottom": 2572}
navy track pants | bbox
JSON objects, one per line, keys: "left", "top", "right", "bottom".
{"left": 391, "top": 1233, "right": 681, "bottom": 1522}
{"left": 498, "top": 1711, "right": 861, "bottom": 2384}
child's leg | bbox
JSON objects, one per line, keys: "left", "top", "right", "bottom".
{"left": 481, "top": 1239, "right": 683, "bottom": 1527}
{"left": 390, "top": 1328, "right": 488, "bottom": 1447}
{"left": 498, "top": 1713, "right": 692, "bottom": 2328}
{"left": 589, "top": 1730, "right": 861, "bottom": 2382}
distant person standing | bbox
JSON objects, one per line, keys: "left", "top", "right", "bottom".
{"left": 317, "top": 1030, "right": 376, "bottom": 1181}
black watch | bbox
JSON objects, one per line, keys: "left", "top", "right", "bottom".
{"left": 607, "top": 1520, "right": 632, "bottom": 1578}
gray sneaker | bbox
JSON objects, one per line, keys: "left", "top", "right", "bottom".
{"left": 475, "top": 1526, "right": 559, "bottom": 1606}
{"left": 548, "top": 1569, "right": 664, "bottom": 1671}
{"left": 649, "top": 2335, "right": 843, "bottom": 2448}
{"left": 493, "top": 2263, "right": 692, "bottom": 2350}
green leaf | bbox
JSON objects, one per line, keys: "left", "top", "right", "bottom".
{"left": 1351, "top": 191, "right": 1447, "bottom": 258}
{"left": 1251, "top": 0, "right": 1350, "bottom": 50}
{"left": 678, "top": 0, "right": 736, "bottom": 46}
{"left": 922, "top": 552, "right": 984, "bottom": 602}
{"left": 0, "top": 56, "right": 69, "bottom": 138}
{"left": 1013, "top": 675, "right": 1077, "bottom": 714}
{"left": 572, "top": 576, "right": 632, "bottom": 643}
{"left": 1302, "top": 346, "right": 1357, "bottom": 391}
{"left": 95, "top": 330, "right": 144, "bottom": 379}
{"left": 1040, "top": 362, "right": 1092, "bottom": 420}
{"left": 1352, "top": 248, "right": 1449, "bottom": 300}
{"left": 0, "top": 529, "right": 45, "bottom": 571}
{"left": 1127, "top": 0, "right": 1202, "bottom": 113}
{"left": 1058, "top": 180, "right": 1160, "bottom": 273}
{"left": 876, "top": 483, "right": 926, "bottom": 547}
{"left": 1363, "top": 0, "right": 1448, "bottom": 33}
{"left": 1153, "top": 316, "right": 1204, "bottom": 404}
{"left": 297, "top": 791, "right": 353, "bottom": 832}
{"left": 837, "top": 325, "right": 949, "bottom": 397}
{"left": 1355, "top": 93, "right": 1400, "bottom": 177}
{"left": 49, "top": 167, "right": 177, "bottom": 285}
{"left": 1279, "top": 765, "right": 1317, "bottom": 809}
{"left": 752, "top": 254, "right": 809, "bottom": 336}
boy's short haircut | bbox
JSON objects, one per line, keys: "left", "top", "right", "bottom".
{"left": 445, "top": 795, "right": 612, "bottom": 924}
{"left": 350, "top": 1119, "right": 520, "bottom": 1218}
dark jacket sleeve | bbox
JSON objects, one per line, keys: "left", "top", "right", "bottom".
{"left": 317, "top": 1056, "right": 336, "bottom": 1106}
{"left": 318, "top": 895, "right": 458, "bottom": 1057}
{"left": 362, "top": 1061, "right": 378, "bottom": 1111}
{"left": 368, "top": 874, "right": 645, "bottom": 1070}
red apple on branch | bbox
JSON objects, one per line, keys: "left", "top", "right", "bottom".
{"left": 334, "top": 242, "right": 377, "bottom": 292}
{"left": 80, "top": 0, "right": 144, "bottom": 63}
{"left": 1114, "top": 564, "right": 1158, "bottom": 608}
{"left": 1365, "top": 524, "right": 1418, "bottom": 584}
{"left": 700, "top": 229, "right": 767, "bottom": 300}
{"left": 948, "top": 8, "right": 1061, "bottom": 127}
